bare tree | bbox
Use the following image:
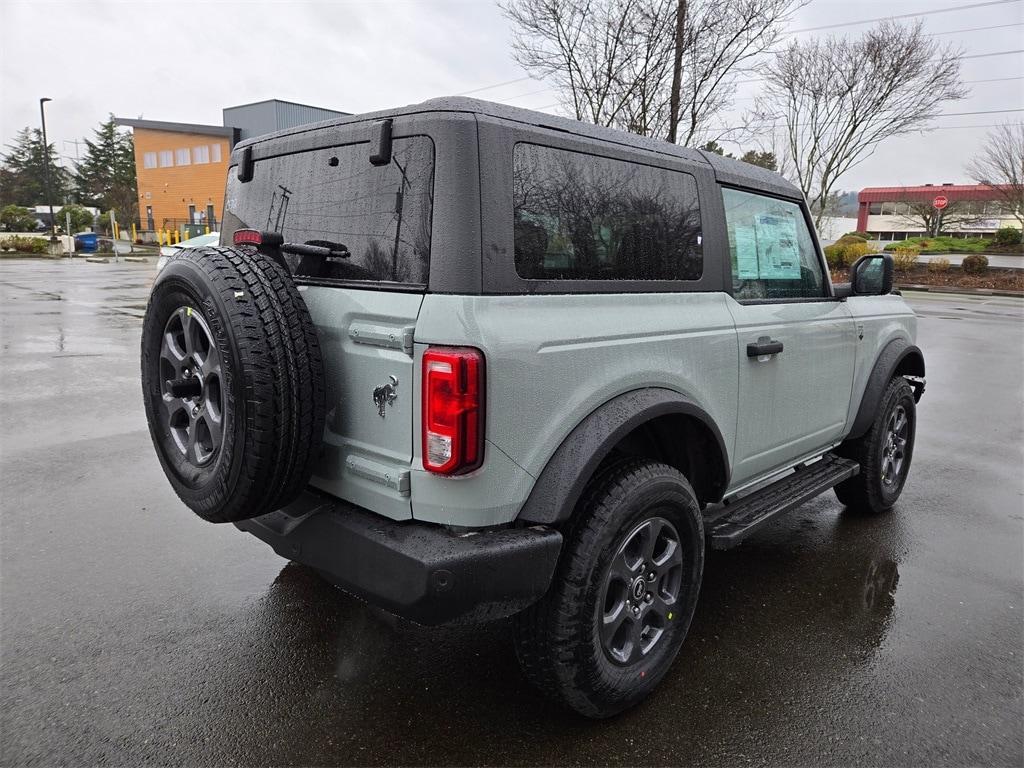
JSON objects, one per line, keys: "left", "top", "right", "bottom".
{"left": 502, "top": 0, "right": 804, "bottom": 145}
{"left": 966, "top": 123, "right": 1024, "bottom": 228}
{"left": 761, "top": 20, "right": 967, "bottom": 229}
{"left": 669, "top": 0, "right": 806, "bottom": 146}
{"left": 892, "top": 199, "right": 982, "bottom": 236}
{"left": 503, "top": 0, "right": 662, "bottom": 127}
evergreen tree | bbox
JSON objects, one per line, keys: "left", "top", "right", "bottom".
{"left": 0, "top": 128, "right": 70, "bottom": 207}
{"left": 739, "top": 149, "right": 778, "bottom": 171}
{"left": 75, "top": 115, "right": 138, "bottom": 224}
{"left": 700, "top": 140, "right": 733, "bottom": 158}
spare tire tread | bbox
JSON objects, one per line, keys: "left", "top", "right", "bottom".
{"left": 233, "top": 245, "right": 325, "bottom": 510}
{"left": 141, "top": 245, "right": 325, "bottom": 523}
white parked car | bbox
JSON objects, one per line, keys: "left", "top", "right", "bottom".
{"left": 156, "top": 232, "right": 220, "bottom": 272}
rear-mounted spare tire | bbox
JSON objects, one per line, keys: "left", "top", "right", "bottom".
{"left": 141, "top": 245, "right": 326, "bottom": 523}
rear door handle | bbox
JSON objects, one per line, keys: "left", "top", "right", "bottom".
{"left": 747, "top": 338, "right": 784, "bottom": 357}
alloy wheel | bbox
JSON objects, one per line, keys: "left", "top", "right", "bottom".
{"left": 159, "top": 306, "right": 224, "bottom": 466}
{"left": 599, "top": 516, "right": 684, "bottom": 666}
{"left": 880, "top": 404, "right": 909, "bottom": 488}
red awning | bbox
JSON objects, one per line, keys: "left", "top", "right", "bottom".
{"left": 858, "top": 184, "right": 1014, "bottom": 203}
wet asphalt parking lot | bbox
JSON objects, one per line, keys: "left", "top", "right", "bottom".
{"left": 1, "top": 258, "right": 1022, "bottom": 767}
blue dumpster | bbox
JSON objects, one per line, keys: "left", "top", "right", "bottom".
{"left": 74, "top": 232, "right": 98, "bottom": 252}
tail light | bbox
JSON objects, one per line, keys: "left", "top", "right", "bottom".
{"left": 233, "top": 229, "right": 263, "bottom": 246}
{"left": 422, "top": 346, "right": 484, "bottom": 475}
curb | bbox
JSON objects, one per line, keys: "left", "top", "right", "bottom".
{"left": 84, "top": 257, "right": 110, "bottom": 264}
{"left": 898, "top": 284, "right": 1024, "bottom": 298}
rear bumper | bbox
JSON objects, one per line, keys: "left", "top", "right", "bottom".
{"left": 235, "top": 492, "right": 562, "bottom": 625}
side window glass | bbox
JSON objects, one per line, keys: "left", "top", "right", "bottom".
{"left": 513, "top": 143, "right": 703, "bottom": 281}
{"left": 722, "top": 187, "right": 825, "bottom": 300}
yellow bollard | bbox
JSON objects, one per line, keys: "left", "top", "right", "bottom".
{"left": 131, "top": 223, "right": 137, "bottom": 242}
{"left": 114, "top": 222, "right": 120, "bottom": 240}
{"left": 204, "top": 225, "right": 210, "bottom": 235}
{"left": 174, "top": 229, "right": 181, "bottom": 245}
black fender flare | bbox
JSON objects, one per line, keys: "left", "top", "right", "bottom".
{"left": 516, "top": 388, "right": 730, "bottom": 526}
{"left": 848, "top": 339, "right": 925, "bottom": 441}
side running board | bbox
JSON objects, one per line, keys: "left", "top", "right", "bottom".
{"left": 706, "top": 454, "right": 859, "bottom": 550}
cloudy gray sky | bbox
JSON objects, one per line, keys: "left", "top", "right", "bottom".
{"left": 1, "top": 0, "right": 1022, "bottom": 193}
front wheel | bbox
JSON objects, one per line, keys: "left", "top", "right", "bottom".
{"left": 835, "top": 377, "right": 917, "bottom": 514}
{"left": 512, "top": 459, "right": 704, "bottom": 718}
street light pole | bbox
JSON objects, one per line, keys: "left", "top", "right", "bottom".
{"left": 39, "top": 97, "right": 57, "bottom": 243}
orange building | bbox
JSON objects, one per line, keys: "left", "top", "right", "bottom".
{"left": 117, "top": 102, "right": 348, "bottom": 237}
{"left": 115, "top": 119, "right": 238, "bottom": 234}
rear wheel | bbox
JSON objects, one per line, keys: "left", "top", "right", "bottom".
{"left": 141, "top": 246, "right": 325, "bottom": 523}
{"left": 513, "top": 459, "right": 704, "bottom": 718}
{"left": 835, "top": 377, "right": 916, "bottom": 514}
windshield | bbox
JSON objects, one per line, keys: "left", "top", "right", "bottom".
{"left": 222, "top": 136, "right": 434, "bottom": 286}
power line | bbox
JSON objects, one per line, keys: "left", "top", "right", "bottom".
{"left": 459, "top": 1, "right": 1022, "bottom": 105}
{"left": 927, "top": 122, "right": 1013, "bottom": 129}
{"left": 501, "top": 87, "right": 554, "bottom": 101}
{"left": 927, "top": 21, "right": 1024, "bottom": 35}
{"left": 455, "top": 76, "right": 534, "bottom": 96}
{"left": 783, "top": 0, "right": 1021, "bottom": 35}
{"left": 962, "top": 49, "right": 1024, "bottom": 59}
{"left": 935, "top": 107, "right": 1024, "bottom": 116}
{"left": 966, "top": 75, "right": 1024, "bottom": 83}
{"left": 527, "top": 71, "right": 1024, "bottom": 109}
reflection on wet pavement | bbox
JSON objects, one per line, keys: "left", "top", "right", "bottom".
{"left": 1, "top": 260, "right": 1021, "bottom": 766}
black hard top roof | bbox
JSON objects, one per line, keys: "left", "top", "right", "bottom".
{"left": 236, "top": 96, "right": 803, "bottom": 201}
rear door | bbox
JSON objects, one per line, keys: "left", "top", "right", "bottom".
{"left": 222, "top": 129, "right": 436, "bottom": 519}
{"left": 719, "top": 186, "right": 857, "bottom": 488}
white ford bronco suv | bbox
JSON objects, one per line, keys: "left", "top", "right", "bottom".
{"left": 141, "top": 98, "right": 925, "bottom": 717}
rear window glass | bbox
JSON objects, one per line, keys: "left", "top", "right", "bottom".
{"left": 223, "top": 136, "right": 434, "bottom": 285}
{"left": 512, "top": 143, "right": 702, "bottom": 281}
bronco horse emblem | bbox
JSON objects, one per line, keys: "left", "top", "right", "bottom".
{"left": 372, "top": 375, "right": 399, "bottom": 417}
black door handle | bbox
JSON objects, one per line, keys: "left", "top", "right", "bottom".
{"left": 747, "top": 338, "right": 784, "bottom": 357}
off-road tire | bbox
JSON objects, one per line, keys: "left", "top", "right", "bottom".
{"left": 512, "top": 459, "right": 704, "bottom": 718}
{"left": 835, "top": 377, "right": 916, "bottom": 514}
{"left": 141, "top": 245, "right": 325, "bottom": 523}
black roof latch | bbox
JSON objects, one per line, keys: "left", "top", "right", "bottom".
{"left": 369, "top": 119, "right": 393, "bottom": 166}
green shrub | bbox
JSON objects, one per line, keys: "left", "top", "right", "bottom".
{"left": 884, "top": 236, "right": 990, "bottom": 254}
{"left": 993, "top": 227, "right": 1022, "bottom": 246}
{"left": 841, "top": 242, "right": 871, "bottom": 267}
{"left": 836, "top": 234, "right": 867, "bottom": 246}
{"left": 823, "top": 242, "right": 842, "bottom": 269}
{"left": 961, "top": 254, "right": 989, "bottom": 274}
{"left": 927, "top": 257, "right": 951, "bottom": 273}
{"left": 844, "top": 231, "right": 872, "bottom": 240}
{"left": 825, "top": 239, "right": 872, "bottom": 268}
{"left": 892, "top": 247, "right": 919, "bottom": 273}
{"left": 819, "top": 240, "right": 868, "bottom": 270}
{"left": 57, "top": 204, "right": 94, "bottom": 233}
{"left": 0, "top": 235, "right": 48, "bottom": 254}
{"left": 0, "top": 205, "right": 39, "bottom": 233}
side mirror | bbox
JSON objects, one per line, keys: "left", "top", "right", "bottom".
{"left": 850, "top": 253, "right": 894, "bottom": 296}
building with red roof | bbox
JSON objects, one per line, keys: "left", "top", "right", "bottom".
{"left": 856, "top": 183, "right": 1019, "bottom": 241}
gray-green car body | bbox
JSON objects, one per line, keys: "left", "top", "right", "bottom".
{"left": 222, "top": 98, "right": 924, "bottom": 624}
